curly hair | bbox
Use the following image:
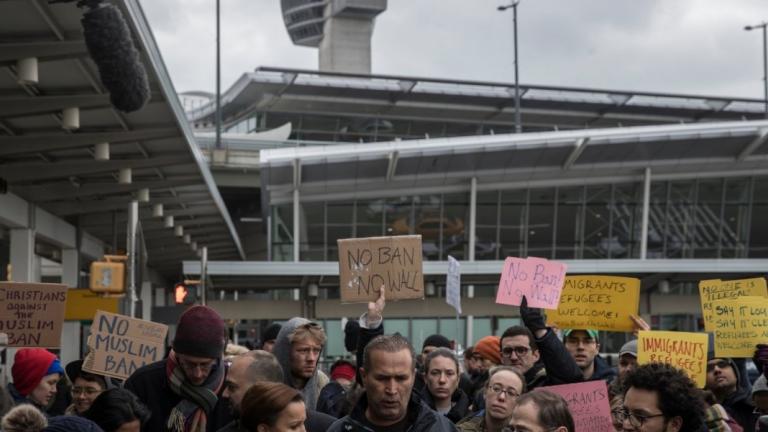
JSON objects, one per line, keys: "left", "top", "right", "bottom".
{"left": 622, "top": 363, "right": 705, "bottom": 432}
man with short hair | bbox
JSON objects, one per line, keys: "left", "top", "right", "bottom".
{"left": 125, "top": 305, "right": 232, "bottom": 432}
{"left": 509, "top": 390, "right": 574, "bottom": 432}
{"left": 563, "top": 329, "right": 616, "bottom": 383}
{"left": 621, "top": 363, "right": 705, "bottom": 432}
{"left": 457, "top": 366, "right": 526, "bottom": 432}
{"left": 217, "top": 350, "right": 334, "bottom": 432}
{"left": 272, "top": 317, "right": 329, "bottom": 411}
{"left": 706, "top": 355, "right": 755, "bottom": 432}
{"left": 328, "top": 334, "right": 457, "bottom": 432}
{"left": 499, "top": 298, "right": 582, "bottom": 390}
{"left": 609, "top": 339, "right": 638, "bottom": 397}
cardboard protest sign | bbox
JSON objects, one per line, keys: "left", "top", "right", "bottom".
{"left": 83, "top": 310, "right": 168, "bottom": 380}
{"left": 0, "top": 282, "right": 68, "bottom": 347}
{"left": 536, "top": 381, "right": 612, "bottom": 432}
{"left": 495, "top": 257, "right": 567, "bottom": 309}
{"left": 637, "top": 330, "right": 708, "bottom": 388}
{"left": 711, "top": 296, "right": 768, "bottom": 358}
{"left": 700, "top": 277, "right": 767, "bottom": 332}
{"left": 546, "top": 275, "right": 640, "bottom": 331}
{"left": 338, "top": 235, "right": 424, "bottom": 303}
{"left": 446, "top": 256, "right": 461, "bottom": 314}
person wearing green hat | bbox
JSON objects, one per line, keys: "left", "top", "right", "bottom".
{"left": 563, "top": 329, "right": 616, "bottom": 383}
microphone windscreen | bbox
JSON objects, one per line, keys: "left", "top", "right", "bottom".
{"left": 81, "top": 4, "right": 150, "bottom": 113}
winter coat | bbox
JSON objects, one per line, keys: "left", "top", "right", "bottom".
{"left": 124, "top": 359, "right": 233, "bottom": 432}
{"left": 271, "top": 317, "right": 330, "bottom": 411}
{"left": 587, "top": 355, "right": 617, "bottom": 384}
{"left": 423, "top": 388, "right": 471, "bottom": 424}
{"left": 327, "top": 391, "right": 457, "bottom": 432}
{"left": 525, "top": 328, "right": 584, "bottom": 390}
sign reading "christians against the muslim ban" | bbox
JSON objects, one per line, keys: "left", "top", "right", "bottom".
{"left": 0, "top": 282, "right": 68, "bottom": 347}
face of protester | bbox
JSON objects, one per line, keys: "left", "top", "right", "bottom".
{"left": 705, "top": 359, "right": 738, "bottom": 395}
{"left": 618, "top": 354, "right": 638, "bottom": 380}
{"left": 622, "top": 386, "right": 681, "bottom": 432}
{"left": 501, "top": 335, "right": 540, "bottom": 374}
{"left": 29, "top": 373, "right": 60, "bottom": 407}
{"left": 290, "top": 337, "right": 322, "bottom": 381}
{"left": 510, "top": 401, "right": 568, "bottom": 432}
{"left": 71, "top": 377, "right": 104, "bottom": 414}
{"left": 361, "top": 348, "right": 415, "bottom": 426}
{"left": 262, "top": 340, "right": 276, "bottom": 353}
{"left": 424, "top": 355, "right": 459, "bottom": 402}
{"left": 177, "top": 353, "right": 218, "bottom": 386}
{"left": 564, "top": 330, "right": 599, "bottom": 370}
{"left": 257, "top": 401, "right": 307, "bottom": 432}
{"left": 223, "top": 356, "right": 255, "bottom": 415}
{"left": 115, "top": 419, "right": 141, "bottom": 432}
{"left": 484, "top": 370, "right": 524, "bottom": 422}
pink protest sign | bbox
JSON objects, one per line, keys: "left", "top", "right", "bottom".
{"left": 526, "top": 258, "right": 568, "bottom": 310}
{"left": 537, "top": 381, "right": 613, "bottom": 432}
{"left": 495, "top": 257, "right": 567, "bottom": 310}
{"left": 495, "top": 257, "right": 534, "bottom": 306}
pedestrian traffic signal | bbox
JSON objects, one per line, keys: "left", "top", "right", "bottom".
{"left": 174, "top": 283, "right": 196, "bottom": 305}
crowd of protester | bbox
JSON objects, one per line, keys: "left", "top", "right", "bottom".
{"left": 1, "top": 286, "right": 767, "bottom": 432}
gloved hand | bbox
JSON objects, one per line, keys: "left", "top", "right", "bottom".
{"left": 520, "top": 296, "right": 547, "bottom": 333}
{"left": 754, "top": 344, "right": 768, "bottom": 378}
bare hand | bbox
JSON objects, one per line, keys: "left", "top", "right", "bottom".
{"left": 367, "top": 285, "right": 386, "bottom": 323}
{"left": 630, "top": 314, "right": 650, "bottom": 336}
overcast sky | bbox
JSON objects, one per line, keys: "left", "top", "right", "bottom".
{"left": 138, "top": 0, "right": 768, "bottom": 99}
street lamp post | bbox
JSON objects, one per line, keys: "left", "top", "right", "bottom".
{"left": 498, "top": 1, "right": 522, "bottom": 133}
{"left": 216, "top": 0, "right": 222, "bottom": 149}
{"left": 745, "top": 21, "right": 768, "bottom": 119}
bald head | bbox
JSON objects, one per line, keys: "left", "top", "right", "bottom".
{"left": 223, "top": 350, "right": 284, "bottom": 415}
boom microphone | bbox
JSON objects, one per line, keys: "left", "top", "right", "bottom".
{"left": 81, "top": 2, "right": 150, "bottom": 113}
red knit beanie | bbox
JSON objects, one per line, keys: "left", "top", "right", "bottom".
{"left": 172, "top": 305, "right": 226, "bottom": 359}
{"left": 474, "top": 336, "right": 502, "bottom": 365}
{"left": 12, "top": 348, "right": 56, "bottom": 397}
{"left": 331, "top": 361, "right": 356, "bottom": 382}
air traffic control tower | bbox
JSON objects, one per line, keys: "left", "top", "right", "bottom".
{"left": 281, "top": 0, "right": 387, "bottom": 74}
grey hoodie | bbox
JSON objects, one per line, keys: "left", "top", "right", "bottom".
{"left": 272, "top": 317, "right": 329, "bottom": 411}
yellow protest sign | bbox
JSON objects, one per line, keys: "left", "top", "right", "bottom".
{"left": 699, "top": 277, "right": 767, "bottom": 332}
{"left": 637, "top": 330, "right": 708, "bottom": 388}
{"left": 546, "top": 275, "right": 640, "bottom": 332}
{"left": 711, "top": 296, "right": 768, "bottom": 358}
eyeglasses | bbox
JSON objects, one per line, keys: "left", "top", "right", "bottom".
{"left": 71, "top": 387, "right": 102, "bottom": 396}
{"left": 501, "top": 346, "right": 531, "bottom": 358}
{"left": 178, "top": 357, "right": 216, "bottom": 373}
{"left": 488, "top": 383, "right": 520, "bottom": 399}
{"left": 616, "top": 409, "right": 665, "bottom": 428}
{"left": 706, "top": 360, "right": 731, "bottom": 372}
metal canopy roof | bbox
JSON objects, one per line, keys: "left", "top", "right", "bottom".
{"left": 260, "top": 120, "right": 768, "bottom": 204}
{"left": 187, "top": 67, "right": 768, "bottom": 138}
{"left": 0, "top": 0, "right": 244, "bottom": 275}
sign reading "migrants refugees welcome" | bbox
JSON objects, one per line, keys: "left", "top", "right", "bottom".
{"left": 337, "top": 235, "right": 424, "bottom": 303}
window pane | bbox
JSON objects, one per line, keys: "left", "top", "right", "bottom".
{"left": 442, "top": 193, "right": 469, "bottom": 260}
{"left": 357, "top": 199, "right": 384, "bottom": 238}
{"left": 471, "top": 318, "right": 492, "bottom": 346}
{"left": 583, "top": 185, "right": 611, "bottom": 258}
{"left": 439, "top": 318, "right": 466, "bottom": 348}
{"left": 554, "top": 187, "right": 583, "bottom": 259}
{"left": 301, "top": 202, "right": 325, "bottom": 261}
{"left": 499, "top": 190, "right": 526, "bottom": 258}
{"left": 322, "top": 319, "right": 345, "bottom": 358}
{"left": 528, "top": 188, "right": 555, "bottom": 258}
{"left": 412, "top": 319, "right": 439, "bottom": 352}
{"left": 385, "top": 319, "right": 410, "bottom": 340}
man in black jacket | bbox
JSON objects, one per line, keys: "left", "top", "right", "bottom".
{"left": 124, "top": 305, "right": 232, "bottom": 432}
{"left": 328, "top": 334, "right": 457, "bottom": 432}
{"left": 499, "top": 297, "right": 583, "bottom": 390}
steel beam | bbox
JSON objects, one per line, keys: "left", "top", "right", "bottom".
{"left": 0, "top": 94, "right": 111, "bottom": 118}
{"left": 13, "top": 177, "right": 200, "bottom": 202}
{"left": 0, "top": 40, "right": 87, "bottom": 63}
{"left": 3, "top": 156, "right": 190, "bottom": 183}
{"left": 0, "top": 128, "right": 177, "bottom": 157}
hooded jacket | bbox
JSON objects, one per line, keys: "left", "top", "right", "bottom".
{"left": 271, "top": 317, "right": 329, "bottom": 411}
{"left": 327, "top": 391, "right": 457, "bottom": 432}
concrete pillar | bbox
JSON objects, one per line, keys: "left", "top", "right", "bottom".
{"left": 10, "top": 229, "right": 37, "bottom": 282}
{"left": 155, "top": 287, "right": 167, "bottom": 308}
{"left": 466, "top": 177, "right": 477, "bottom": 344}
{"left": 61, "top": 249, "right": 79, "bottom": 288}
{"left": 60, "top": 322, "right": 81, "bottom": 366}
{"left": 640, "top": 167, "right": 651, "bottom": 259}
{"left": 141, "top": 281, "right": 153, "bottom": 321}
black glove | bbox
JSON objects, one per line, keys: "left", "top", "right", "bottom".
{"left": 520, "top": 296, "right": 547, "bottom": 333}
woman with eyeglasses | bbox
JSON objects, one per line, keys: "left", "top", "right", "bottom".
{"left": 422, "top": 348, "right": 471, "bottom": 423}
{"left": 64, "top": 360, "right": 107, "bottom": 416}
{"left": 241, "top": 382, "right": 306, "bottom": 432}
{"left": 458, "top": 366, "right": 526, "bottom": 432}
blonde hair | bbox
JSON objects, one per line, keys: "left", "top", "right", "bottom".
{"left": 289, "top": 322, "right": 327, "bottom": 346}
{"left": 1, "top": 405, "right": 47, "bottom": 432}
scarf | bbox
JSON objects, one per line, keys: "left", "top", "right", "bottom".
{"left": 165, "top": 350, "right": 226, "bottom": 432}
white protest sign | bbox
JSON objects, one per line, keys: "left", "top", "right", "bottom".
{"left": 446, "top": 256, "right": 461, "bottom": 314}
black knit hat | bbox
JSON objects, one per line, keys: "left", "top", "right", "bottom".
{"left": 172, "top": 306, "right": 226, "bottom": 359}
{"left": 422, "top": 334, "right": 452, "bottom": 351}
{"left": 263, "top": 323, "right": 282, "bottom": 343}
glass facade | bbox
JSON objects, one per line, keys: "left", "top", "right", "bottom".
{"left": 273, "top": 177, "right": 759, "bottom": 261}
